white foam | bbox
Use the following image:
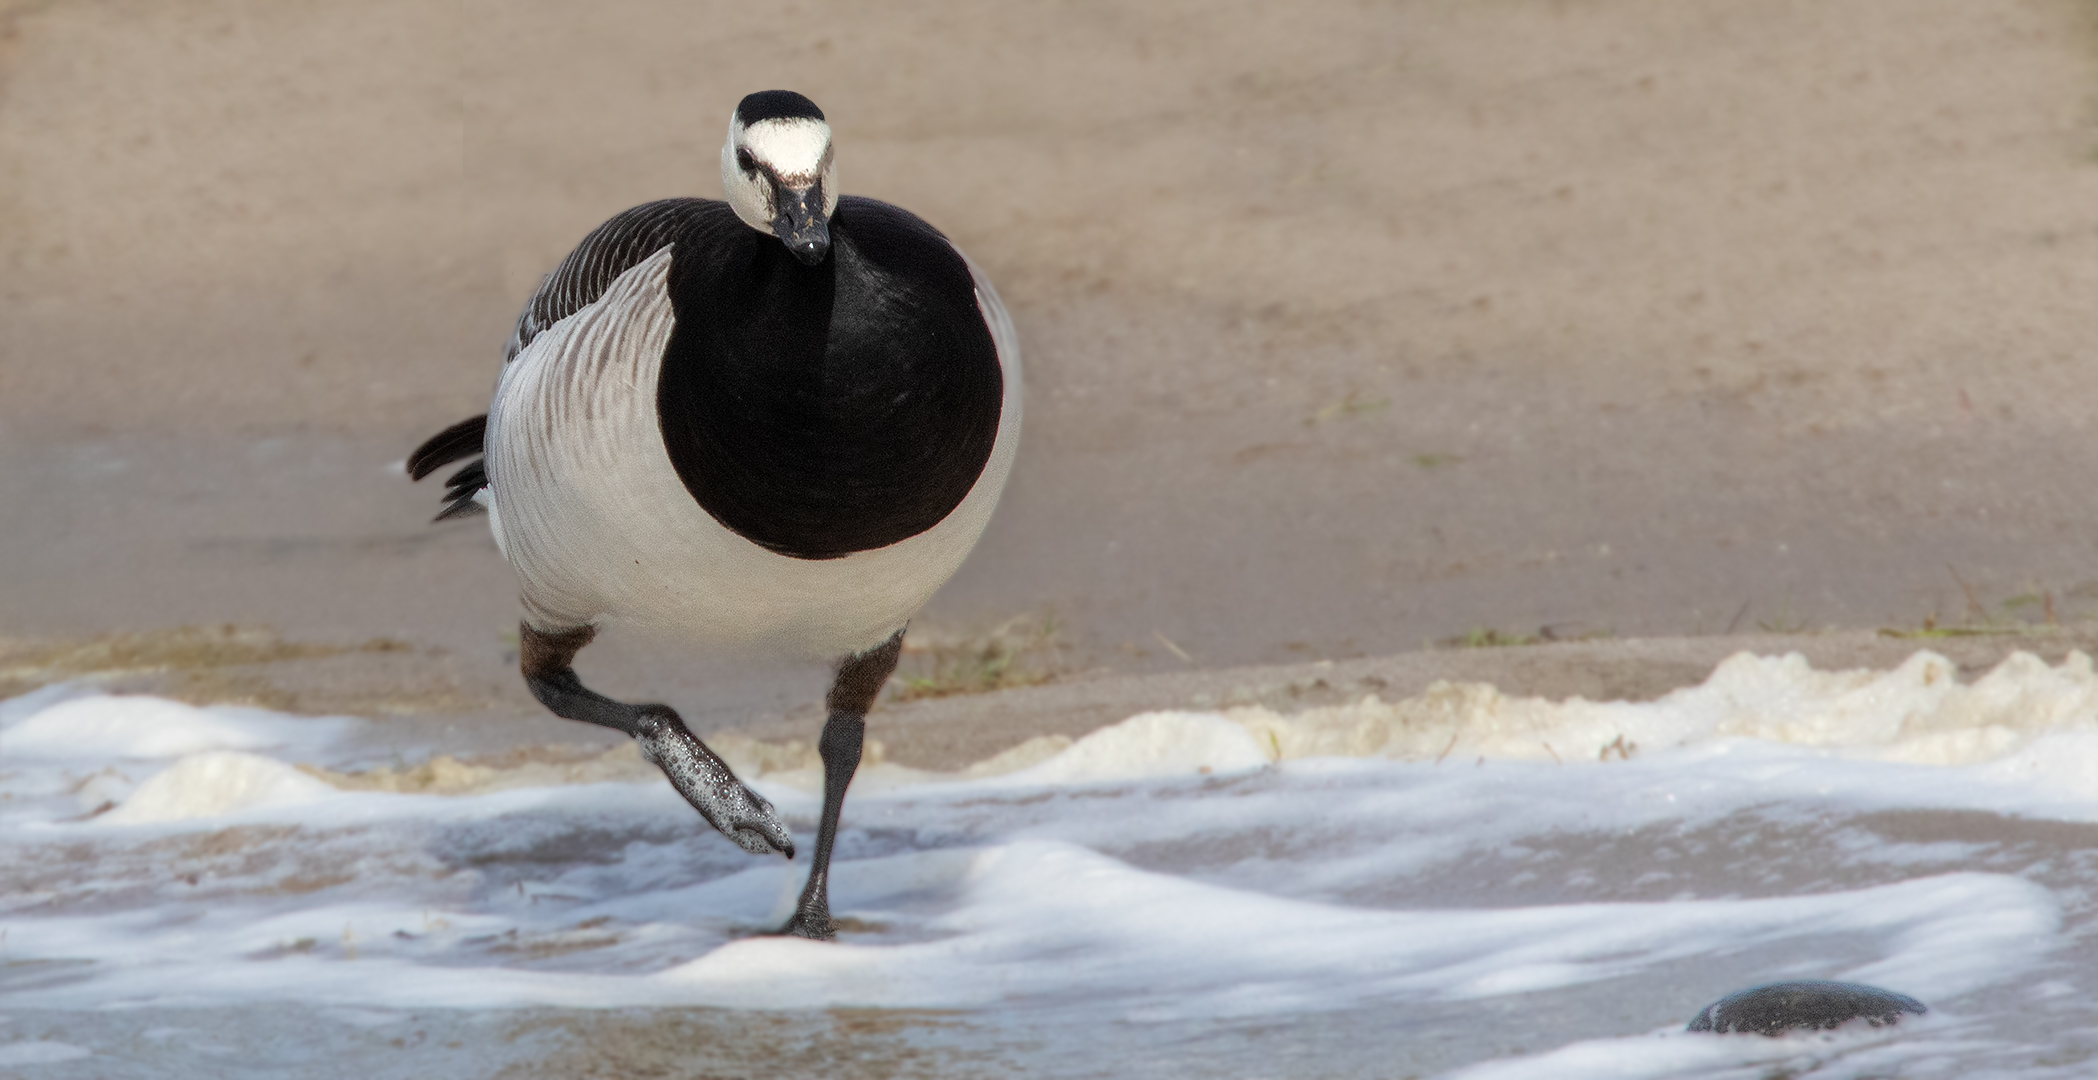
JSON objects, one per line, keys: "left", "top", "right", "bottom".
{"left": 6, "top": 648, "right": 2098, "bottom": 1076}
{"left": 1977, "top": 730, "right": 2098, "bottom": 799}
{"left": 0, "top": 1041, "right": 91, "bottom": 1066}
{"left": 582, "top": 712, "right": 1263, "bottom": 798}
{"left": 101, "top": 751, "right": 338, "bottom": 824}
{"left": 0, "top": 694, "right": 351, "bottom": 761}
{"left": 649, "top": 843, "right": 2050, "bottom": 1015}
{"left": 990, "top": 710, "right": 1271, "bottom": 785}
{"left": 1442, "top": 1027, "right": 1907, "bottom": 1080}
{"left": 1226, "top": 649, "right": 2098, "bottom": 771}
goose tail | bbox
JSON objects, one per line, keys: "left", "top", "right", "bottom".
{"left": 409, "top": 415, "right": 490, "bottom": 521}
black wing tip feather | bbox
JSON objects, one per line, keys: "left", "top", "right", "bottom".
{"left": 410, "top": 417, "right": 489, "bottom": 522}
{"left": 432, "top": 494, "right": 487, "bottom": 522}
{"left": 408, "top": 415, "right": 488, "bottom": 481}
{"left": 432, "top": 459, "right": 488, "bottom": 521}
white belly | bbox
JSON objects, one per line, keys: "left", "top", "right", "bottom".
{"left": 483, "top": 245, "right": 1022, "bottom": 659}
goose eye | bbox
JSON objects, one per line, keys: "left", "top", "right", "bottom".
{"left": 736, "top": 149, "right": 757, "bottom": 173}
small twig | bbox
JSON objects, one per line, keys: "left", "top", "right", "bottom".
{"left": 1541, "top": 741, "right": 1562, "bottom": 765}
{"left": 1152, "top": 630, "right": 1195, "bottom": 665}
{"left": 1435, "top": 732, "right": 1460, "bottom": 765}
{"left": 2046, "top": 590, "right": 2058, "bottom": 627}
{"left": 1725, "top": 599, "right": 1751, "bottom": 635}
{"left": 1947, "top": 564, "right": 1985, "bottom": 622}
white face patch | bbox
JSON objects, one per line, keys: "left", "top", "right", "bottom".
{"left": 721, "top": 115, "right": 840, "bottom": 234}
{"left": 741, "top": 118, "right": 831, "bottom": 181}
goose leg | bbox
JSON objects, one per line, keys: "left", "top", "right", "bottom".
{"left": 779, "top": 628, "right": 905, "bottom": 940}
{"left": 519, "top": 622, "right": 795, "bottom": 857}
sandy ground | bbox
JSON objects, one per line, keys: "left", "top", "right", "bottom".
{"left": 3, "top": 0, "right": 2098, "bottom": 731}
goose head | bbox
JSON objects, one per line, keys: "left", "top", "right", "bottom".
{"left": 722, "top": 90, "right": 838, "bottom": 266}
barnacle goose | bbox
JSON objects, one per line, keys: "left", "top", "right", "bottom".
{"left": 407, "top": 90, "right": 1020, "bottom": 940}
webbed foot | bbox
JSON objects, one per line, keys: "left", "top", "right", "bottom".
{"left": 519, "top": 622, "right": 795, "bottom": 857}
{"left": 633, "top": 706, "right": 796, "bottom": 857}
{"left": 775, "top": 906, "right": 835, "bottom": 941}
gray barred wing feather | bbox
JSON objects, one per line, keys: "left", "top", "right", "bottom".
{"left": 412, "top": 198, "right": 720, "bottom": 519}
{"left": 503, "top": 199, "right": 715, "bottom": 362}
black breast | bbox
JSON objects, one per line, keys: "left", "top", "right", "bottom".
{"left": 656, "top": 197, "right": 1005, "bottom": 560}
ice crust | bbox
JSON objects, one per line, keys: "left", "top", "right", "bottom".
{"left": 6, "top": 649, "right": 2098, "bottom": 1077}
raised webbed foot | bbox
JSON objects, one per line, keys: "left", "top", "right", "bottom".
{"left": 633, "top": 706, "right": 796, "bottom": 857}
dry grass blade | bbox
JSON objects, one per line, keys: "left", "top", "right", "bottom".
{"left": 889, "top": 615, "right": 1065, "bottom": 702}
{"left": 0, "top": 624, "right": 412, "bottom": 702}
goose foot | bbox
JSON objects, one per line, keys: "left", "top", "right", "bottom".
{"left": 770, "top": 629, "right": 904, "bottom": 942}
{"left": 518, "top": 621, "right": 795, "bottom": 857}
{"left": 634, "top": 706, "right": 795, "bottom": 857}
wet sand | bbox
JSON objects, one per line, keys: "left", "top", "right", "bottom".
{"left": 4, "top": 1, "right": 2098, "bottom": 729}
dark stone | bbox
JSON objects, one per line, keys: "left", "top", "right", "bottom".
{"left": 1687, "top": 980, "right": 1927, "bottom": 1036}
